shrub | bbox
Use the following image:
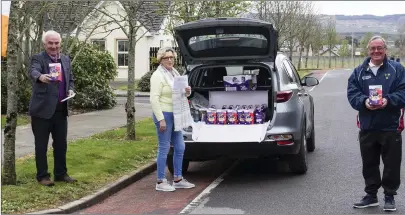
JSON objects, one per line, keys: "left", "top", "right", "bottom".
{"left": 1, "top": 58, "right": 31, "bottom": 115}
{"left": 69, "top": 41, "right": 118, "bottom": 110}
{"left": 138, "top": 70, "right": 154, "bottom": 92}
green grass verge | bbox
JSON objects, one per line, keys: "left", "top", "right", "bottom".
{"left": 1, "top": 115, "right": 31, "bottom": 129}
{"left": 1, "top": 118, "right": 157, "bottom": 214}
{"left": 298, "top": 70, "right": 312, "bottom": 78}
{"left": 118, "top": 79, "right": 140, "bottom": 91}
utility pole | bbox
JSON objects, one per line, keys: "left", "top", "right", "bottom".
{"left": 351, "top": 31, "right": 354, "bottom": 68}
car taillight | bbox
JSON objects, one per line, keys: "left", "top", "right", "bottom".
{"left": 276, "top": 90, "right": 293, "bottom": 103}
{"left": 268, "top": 134, "right": 294, "bottom": 146}
{"left": 268, "top": 134, "right": 293, "bottom": 141}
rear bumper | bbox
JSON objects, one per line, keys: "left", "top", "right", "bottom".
{"left": 177, "top": 139, "right": 301, "bottom": 161}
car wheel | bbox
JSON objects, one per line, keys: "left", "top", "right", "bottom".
{"left": 306, "top": 99, "right": 315, "bottom": 152}
{"left": 288, "top": 126, "right": 308, "bottom": 174}
{"left": 167, "top": 154, "right": 190, "bottom": 175}
{"left": 306, "top": 114, "right": 315, "bottom": 152}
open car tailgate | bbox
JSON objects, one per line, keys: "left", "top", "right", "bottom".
{"left": 174, "top": 17, "right": 278, "bottom": 65}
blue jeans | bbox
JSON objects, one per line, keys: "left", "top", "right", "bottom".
{"left": 153, "top": 112, "right": 185, "bottom": 180}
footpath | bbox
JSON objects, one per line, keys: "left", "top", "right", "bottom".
{"left": 1, "top": 100, "right": 152, "bottom": 159}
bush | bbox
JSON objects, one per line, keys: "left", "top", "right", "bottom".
{"left": 1, "top": 58, "right": 31, "bottom": 115}
{"left": 69, "top": 41, "right": 118, "bottom": 110}
{"left": 138, "top": 70, "right": 154, "bottom": 92}
{"left": 138, "top": 65, "right": 185, "bottom": 92}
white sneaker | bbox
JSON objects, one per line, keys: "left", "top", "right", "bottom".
{"left": 155, "top": 179, "right": 176, "bottom": 192}
{"left": 173, "top": 178, "right": 195, "bottom": 189}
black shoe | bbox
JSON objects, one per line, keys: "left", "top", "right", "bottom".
{"left": 353, "top": 194, "right": 379, "bottom": 208}
{"left": 383, "top": 195, "right": 396, "bottom": 212}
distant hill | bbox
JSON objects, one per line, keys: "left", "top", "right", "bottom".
{"left": 324, "top": 14, "right": 405, "bottom": 36}
{"left": 241, "top": 12, "right": 405, "bottom": 39}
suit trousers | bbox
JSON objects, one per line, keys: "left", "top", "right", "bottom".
{"left": 31, "top": 103, "right": 68, "bottom": 181}
{"left": 359, "top": 130, "right": 402, "bottom": 196}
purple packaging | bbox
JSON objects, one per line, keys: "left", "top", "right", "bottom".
{"left": 217, "top": 109, "right": 227, "bottom": 125}
{"left": 237, "top": 109, "right": 245, "bottom": 124}
{"left": 254, "top": 105, "right": 263, "bottom": 124}
{"left": 206, "top": 108, "right": 217, "bottom": 124}
{"left": 244, "top": 109, "right": 255, "bottom": 124}
{"left": 369, "top": 85, "right": 383, "bottom": 106}
{"left": 49, "top": 63, "right": 62, "bottom": 82}
{"left": 223, "top": 75, "right": 252, "bottom": 91}
{"left": 227, "top": 109, "right": 238, "bottom": 124}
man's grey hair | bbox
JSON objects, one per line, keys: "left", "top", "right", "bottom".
{"left": 42, "top": 30, "right": 61, "bottom": 44}
{"left": 156, "top": 47, "right": 177, "bottom": 63}
{"left": 367, "top": 36, "right": 387, "bottom": 48}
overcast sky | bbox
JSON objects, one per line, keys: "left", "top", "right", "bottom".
{"left": 1, "top": 1, "right": 405, "bottom": 16}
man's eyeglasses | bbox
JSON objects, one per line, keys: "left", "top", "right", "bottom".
{"left": 368, "top": 46, "right": 386, "bottom": 51}
{"left": 162, "top": 56, "right": 175, "bottom": 60}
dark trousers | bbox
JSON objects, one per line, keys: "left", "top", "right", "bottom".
{"left": 31, "top": 103, "right": 68, "bottom": 181}
{"left": 359, "top": 131, "right": 402, "bottom": 196}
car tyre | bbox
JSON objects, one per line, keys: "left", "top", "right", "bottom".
{"left": 306, "top": 108, "right": 315, "bottom": 152}
{"left": 167, "top": 154, "right": 190, "bottom": 175}
{"left": 288, "top": 126, "right": 308, "bottom": 174}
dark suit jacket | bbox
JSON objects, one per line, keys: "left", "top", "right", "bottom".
{"left": 29, "top": 51, "right": 74, "bottom": 119}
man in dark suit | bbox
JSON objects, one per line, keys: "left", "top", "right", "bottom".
{"left": 29, "top": 30, "right": 77, "bottom": 186}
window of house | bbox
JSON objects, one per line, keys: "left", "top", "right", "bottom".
{"left": 160, "top": 40, "right": 164, "bottom": 47}
{"left": 91, "top": 39, "right": 106, "bottom": 51}
{"left": 117, "top": 40, "right": 129, "bottom": 67}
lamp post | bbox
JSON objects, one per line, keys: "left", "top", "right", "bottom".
{"left": 352, "top": 31, "right": 354, "bottom": 66}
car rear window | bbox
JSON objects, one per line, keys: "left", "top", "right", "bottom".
{"left": 189, "top": 34, "right": 268, "bottom": 51}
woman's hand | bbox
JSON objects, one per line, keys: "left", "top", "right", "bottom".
{"left": 159, "top": 120, "right": 167, "bottom": 132}
{"left": 185, "top": 86, "right": 191, "bottom": 96}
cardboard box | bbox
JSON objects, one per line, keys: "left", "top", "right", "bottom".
{"left": 223, "top": 75, "right": 253, "bottom": 91}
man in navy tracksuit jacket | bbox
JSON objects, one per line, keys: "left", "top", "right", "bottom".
{"left": 347, "top": 36, "right": 405, "bottom": 211}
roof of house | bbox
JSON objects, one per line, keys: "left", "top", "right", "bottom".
{"left": 26, "top": 1, "right": 100, "bottom": 35}
{"left": 319, "top": 48, "right": 340, "bottom": 57}
{"left": 120, "top": 1, "right": 170, "bottom": 33}
{"left": 26, "top": 1, "right": 169, "bottom": 35}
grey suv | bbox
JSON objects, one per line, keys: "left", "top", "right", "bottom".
{"left": 167, "top": 17, "right": 319, "bottom": 174}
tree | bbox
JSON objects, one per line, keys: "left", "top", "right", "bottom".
{"left": 396, "top": 23, "right": 405, "bottom": 56}
{"left": 338, "top": 40, "right": 350, "bottom": 56}
{"left": 164, "top": 0, "right": 250, "bottom": 38}
{"left": 324, "top": 17, "right": 338, "bottom": 68}
{"left": 309, "top": 20, "right": 323, "bottom": 68}
{"left": 256, "top": 1, "right": 306, "bottom": 59}
{"left": 295, "top": 2, "right": 316, "bottom": 70}
{"left": 94, "top": 1, "right": 167, "bottom": 140}
{"left": 360, "top": 32, "right": 373, "bottom": 56}
{"left": 345, "top": 36, "right": 359, "bottom": 47}
{"left": 338, "top": 39, "right": 350, "bottom": 67}
{"left": 3, "top": 1, "right": 19, "bottom": 185}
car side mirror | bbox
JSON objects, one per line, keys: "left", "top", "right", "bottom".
{"left": 302, "top": 76, "right": 319, "bottom": 87}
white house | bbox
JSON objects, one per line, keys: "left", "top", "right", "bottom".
{"left": 74, "top": 1, "right": 175, "bottom": 80}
